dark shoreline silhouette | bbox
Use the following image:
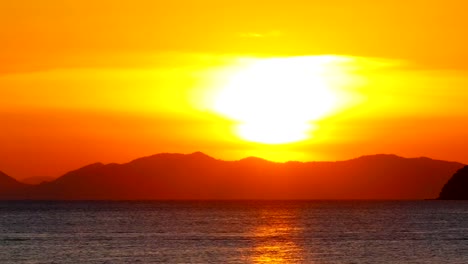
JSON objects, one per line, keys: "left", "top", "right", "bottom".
{"left": 0, "top": 152, "right": 464, "bottom": 200}
{"left": 438, "top": 166, "right": 468, "bottom": 200}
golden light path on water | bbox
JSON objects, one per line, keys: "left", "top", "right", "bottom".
{"left": 207, "top": 55, "right": 364, "bottom": 144}
{"left": 251, "top": 207, "right": 306, "bottom": 263}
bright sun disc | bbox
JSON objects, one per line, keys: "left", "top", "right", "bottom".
{"left": 212, "top": 56, "right": 356, "bottom": 144}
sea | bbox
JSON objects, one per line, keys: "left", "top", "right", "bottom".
{"left": 0, "top": 201, "right": 467, "bottom": 263}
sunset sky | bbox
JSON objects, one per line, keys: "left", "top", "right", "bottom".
{"left": 1, "top": 0, "right": 468, "bottom": 179}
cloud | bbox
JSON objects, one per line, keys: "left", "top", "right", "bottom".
{"left": 239, "top": 31, "right": 282, "bottom": 38}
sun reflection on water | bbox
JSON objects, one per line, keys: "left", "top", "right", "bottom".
{"left": 251, "top": 208, "right": 310, "bottom": 263}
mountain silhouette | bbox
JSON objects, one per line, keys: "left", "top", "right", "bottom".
{"left": 0, "top": 153, "right": 464, "bottom": 200}
{"left": 19, "top": 176, "right": 55, "bottom": 185}
{"left": 0, "top": 171, "right": 30, "bottom": 198}
{"left": 438, "top": 166, "right": 468, "bottom": 200}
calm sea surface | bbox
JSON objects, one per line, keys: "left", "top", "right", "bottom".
{"left": 0, "top": 201, "right": 467, "bottom": 263}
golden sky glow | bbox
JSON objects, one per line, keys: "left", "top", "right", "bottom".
{"left": 1, "top": 0, "right": 468, "bottom": 178}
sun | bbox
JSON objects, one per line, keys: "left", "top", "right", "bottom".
{"left": 210, "top": 55, "right": 357, "bottom": 144}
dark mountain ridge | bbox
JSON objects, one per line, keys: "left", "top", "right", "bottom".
{"left": 19, "top": 176, "right": 56, "bottom": 185}
{"left": 438, "top": 166, "right": 468, "bottom": 200}
{"left": 0, "top": 171, "right": 30, "bottom": 199}
{"left": 0, "top": 153, "right": 464, "bottom": 200}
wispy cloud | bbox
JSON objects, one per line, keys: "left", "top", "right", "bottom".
{"left": 238, "top": 31, "right": 282, "bottom": 38}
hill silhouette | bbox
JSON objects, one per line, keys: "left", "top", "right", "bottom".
{"left": 0, "top": 171, "right": 30, "bottom": 199}
{"left": 19, "top": 176, "right": 55, "bottom": 185}
{"left": 0, "top": 153, "right": 464, "bottom": 200}
{"left": 438, "top": 166, "right": 468, "bottom": 200}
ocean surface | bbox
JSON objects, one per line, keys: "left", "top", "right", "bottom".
{"left": 0, "top": 201, "right": 467, "bottom": 263}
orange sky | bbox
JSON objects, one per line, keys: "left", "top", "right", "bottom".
{"left": 1, "top": 0, "right": 468, "bottom": 179}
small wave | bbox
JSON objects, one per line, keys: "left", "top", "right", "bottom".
{"left": 2, "top": 237, "right": 30, "bottom": 242}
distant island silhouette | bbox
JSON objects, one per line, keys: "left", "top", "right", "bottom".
{"left": 19, "top": 176, "right": 55, "bottom": 185}
{"left": 0, "top": 152, "right": 464, "bottom": 200}
{"left": 438, "top": 166, "right": 468, "bottom": 200}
